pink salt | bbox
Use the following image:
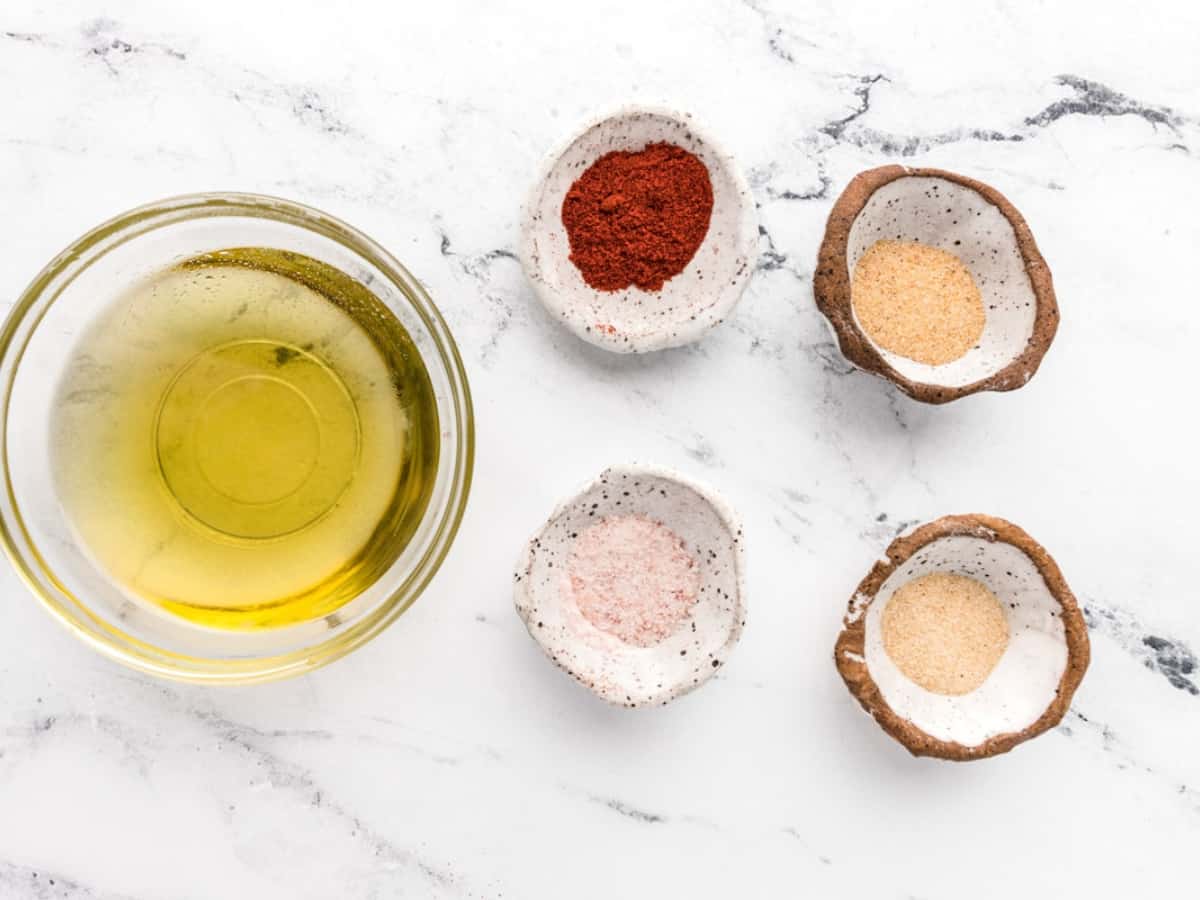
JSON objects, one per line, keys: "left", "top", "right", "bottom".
{"left": 566, "top": 513, "right": 700, "bottom": 647}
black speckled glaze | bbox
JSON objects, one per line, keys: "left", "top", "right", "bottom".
{"left": 519, "top": 107, "right": 758, "bottom": 353}
{"left": 513, "top": 465, "right": 746, "bottom": 708}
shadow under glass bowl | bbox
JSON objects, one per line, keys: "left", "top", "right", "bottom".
{"left": 0, "top": 193, "right": 474, "bottom": 683}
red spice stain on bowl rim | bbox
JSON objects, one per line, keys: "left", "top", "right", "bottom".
{"left": 519, "top": 105, "right": 758, "bottom": 354}
{"left": 813, "top": 165, "right": 1059, "bottom": 404}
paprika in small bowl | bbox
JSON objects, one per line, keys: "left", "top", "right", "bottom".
{"left": 520, "top": 105, "right": 757, "bottom": 353}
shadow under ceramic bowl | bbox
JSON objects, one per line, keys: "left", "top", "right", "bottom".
{"left": 0, "top": 193, "right": 474, "bottom": 683}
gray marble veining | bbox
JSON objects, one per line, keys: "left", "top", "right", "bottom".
{"left": 1, "top": 0, "right": 1198, "bottom": 897}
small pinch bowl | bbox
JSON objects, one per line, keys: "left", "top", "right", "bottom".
{"left": 519, "top": 105, "right": 758, "bottom": 353}
{"left": 513, "top": 464, "right": 746, "bottom": 707}
{"left": 0, "top": 193, "right": 474, "bottom": 683}
{"left": 835, "top": 514, "right": 1089, "bottom": 760}
{"left": 814, "top": 166, "right": 1059, "bottom": 404}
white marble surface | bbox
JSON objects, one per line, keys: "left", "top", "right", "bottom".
{"left": 1, "top": 1, "right": 1198, "bottom": 897}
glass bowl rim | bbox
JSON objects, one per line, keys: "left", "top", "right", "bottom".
{"left": 0, "top": 192, "right": 475, "bottom": 684}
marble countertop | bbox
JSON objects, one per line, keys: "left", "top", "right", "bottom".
{"left": 2, "top": 1, "right": 1198, "bottom": 897}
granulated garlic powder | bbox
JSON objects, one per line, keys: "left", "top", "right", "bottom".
{"left": 852, "top": 239, "right": 985, "bottom": 366}
{"left": 882, "top": 572, "right": 1009, "bottom": 695}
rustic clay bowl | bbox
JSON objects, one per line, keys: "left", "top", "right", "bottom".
{"left": 519, "top": 105, "right": 758, "bottom": 353}
{"left": 513, "top": 464, "right": 745, "bottom": 707}
{"left": 814, "top": 166, "right": 1058, "bottom": 403}
{"left": 834, "top": 514, "right": 1089, "bottom": 760}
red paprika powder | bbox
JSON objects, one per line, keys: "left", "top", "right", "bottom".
{"left": 561, "top": 142, "right": 713, "bottom": 293}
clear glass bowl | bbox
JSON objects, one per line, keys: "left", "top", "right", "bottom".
{"left": 0, "top": 194, "right": 474, "bottom": 683}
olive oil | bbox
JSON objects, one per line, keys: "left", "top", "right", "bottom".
{"left": 51, "top": 248, "right": 440, "bottom": 629}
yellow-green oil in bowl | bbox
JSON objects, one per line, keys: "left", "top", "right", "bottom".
{"left": 51, "top": 248, "right": 440, "bottom": 629}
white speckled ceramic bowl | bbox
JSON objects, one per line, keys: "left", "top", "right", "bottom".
{"left": 815, "top": 167, "right": 1059, "bottom": 404}
{"left": 519, "top": 105, "right": 758, "bottom": 353}
{"left": 835, "top": 515, "right": 1089, "bottom": 760}
{"left": 514, "top": 464, "right": 746, "bottom": 707}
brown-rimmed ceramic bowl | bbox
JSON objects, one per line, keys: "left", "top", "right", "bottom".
{"left": 834, "top": 514, "right": 1089, "bottom": 760}
{"left": 814, "top": 166, "right": 1058, "bottom": 404}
